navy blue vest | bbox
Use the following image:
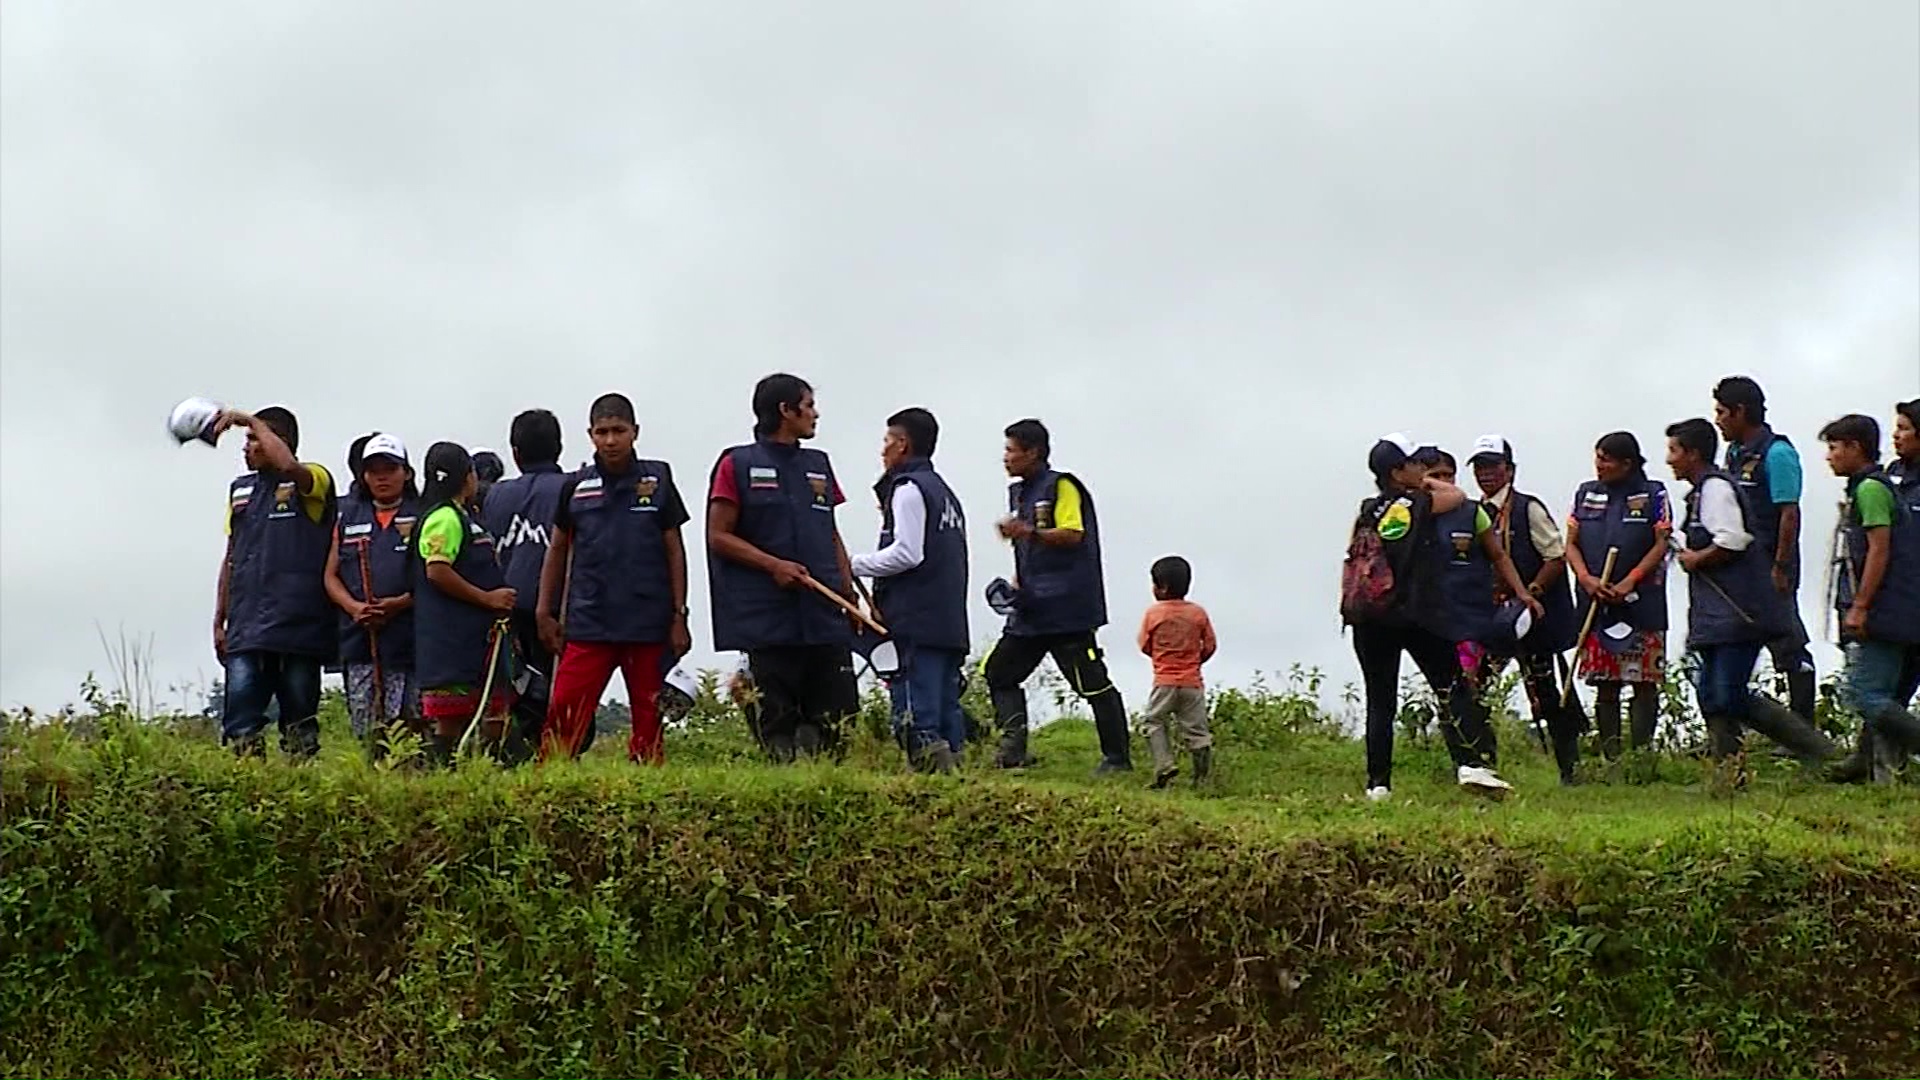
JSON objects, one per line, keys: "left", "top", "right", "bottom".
{"left": 1681, "top": 470, "right": 1789, "bottom": 648}
{"left": 412, "top": 506, "right": 508, "bottom": 689}
{"left": 481, "top": 464, "right": 570, "bottom": 611}
{"left": 335, "top": 494, "right": 420, "bottom": 669}
{"left": 1493, "top": 490, "right": 1578, "bottom": 652}
{"left": 225, "top": 469, "right": 338, "bottom": 658}
{"left": 1006, "top": 470, "right": 1108, "bottom": 637}
{"left": 1725, "top": 425, "right": 1793, "bottom": 566}
{"left": 1889, "top": 457, "right": 1919, "bottom": 499}
{"left": 564, "top": 458, "right": 679, "bottom": 643}
{"left": 708, "top": 439, "right": 850, "bottom": 651}
{"left": 1836, "top": 468, "right": 1920, "bottom": 644}
{"left": 1434, "top": 501, "right": 1495, "bottom": 644}
{"left": 1570, "top": 475, "right": 1670, "bottom": 633}
{"left": 870, "top": 458, "right": 970, "bottom": 651}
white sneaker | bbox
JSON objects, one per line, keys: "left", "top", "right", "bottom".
{"left": 1365, "top": 785, "right": 1392, "bottom": 802}
{"left": 1457, "top": 765, "right": 1512, "bottom": 793}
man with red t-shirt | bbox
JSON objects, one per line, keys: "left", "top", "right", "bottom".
{"left": 706, "top": 373, "right": 861, "bottom": 760}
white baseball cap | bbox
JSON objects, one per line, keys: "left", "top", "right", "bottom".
{"left": 361, "top": 433, "right": 409, "bottom": 464}
{"left": 1469, "top": 434, "right": 1514, "bottom": 465}
{"left": 663, "top": 665, "right": 698, "bottom": 700}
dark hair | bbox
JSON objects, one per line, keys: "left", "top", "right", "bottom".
{"left": 1594, "top": 431, "right": 1646, "bottom": 472}
{"left": 1367, "top": 440, "right": 1411, "bottom": 490}
{"left": 1150, "top": 555, "right": 1193, "bottom": 598}
{"left": 1004, "top": 418, "right": 1050, "bottom": 460}
{"left": 472, "top": 450, "right": 505, "bottom": 484}
{"left": 886, "top": 407, "right": 939, "bottom": 458}
{"left": 1818, "top": 414, "right": 1880, "bottom": 459}
{"left": 752, "top": 373, "right": 813, "bottom": 437}
{"left": 408, "top": 441, "right": 475, "bottom": 561}
{"left": 345, "top": 432, "right": 376, "bottom": 498}
{"left": 1415, "top": 447, "right": 1456, "bottom": 472}
{"left": 1712, "top": 376, "right": 1767, "bottom": 425}
{"left": 1664, "top": 418, "right": 1719, "bottom": 464}
{"left": 1896, "top": 399, "right": 1920, "bottom": 431}
{"left": 510, "top": 409, "right": 562, "bottom": 466}
{"left": 589, "top": 393, "right": 636, "bottom": 426}
{"left": 255, "top": 406, "right": 300, "bottom": 455}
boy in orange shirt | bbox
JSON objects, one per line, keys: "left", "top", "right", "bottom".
{"left": 1138, "top": 555, "right": 1218, "bottom": 788}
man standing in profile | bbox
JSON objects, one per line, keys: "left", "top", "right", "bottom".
{"left": 1713, "top": 375, "right": 1818, "bottom": 721}
{"left": 707, "top": 373, "right": 860, "bottom": 761}
{"left": 984, "top": 418, "right": 1133, "bottom": 774}
{"left": 849, "top": 407, "right": 970, "bottom": 772}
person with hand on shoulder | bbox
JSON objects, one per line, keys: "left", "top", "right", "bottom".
{"left": 1666, "top": 418, "right": 1834, "bottom": 765}
{"left": 211, "top": 405, "right": 338, "bottom": 760}
{"left": 410, "top": 442, "right": 518, "bottom": 765}
{"left": 1565, "top": 432, "right": 1672, "bottom": 759}
{"left": 1819, "top": 413, "right": 1920, "bottom": 783}
{"left": 537, "top": 393, "right": 691, "bottom": 764}
{"left": 706, "top": 373, "right": 860, "bottom": 761}
{"left": 323, "top": 433, "right": 423, "bottom": 756}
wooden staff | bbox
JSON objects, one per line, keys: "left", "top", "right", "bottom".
{"left": 803, "top": 575, "right": 889, "bottom": 637}
{"left": 1561, "top": 547, "right": 1620, "bottom": 708}
{"left": 355, "top": 537, "right": 385, "bottom": 733}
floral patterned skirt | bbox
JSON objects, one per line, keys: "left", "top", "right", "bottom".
{"left": 1577, "top": 630, "right": 1665, "bottom": 686}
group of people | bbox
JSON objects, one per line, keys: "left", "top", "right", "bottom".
{"left": 1341, "top": 377, "right": 1920, "bottom": 799}
{"left": 208, "top": 373, "right": 1221, "bottom": 785}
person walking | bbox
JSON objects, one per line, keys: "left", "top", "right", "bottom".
{"left": 1665, "top": 418, "right": 1834, "bottom": 764}
{"left": 983, "top": 419, "right": 1133, "bottom": 773}
{"left": 1138, "top": 555, "right": 1217, "bottom": 789}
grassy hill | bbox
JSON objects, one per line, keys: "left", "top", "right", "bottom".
{"left": 3, "top": 680, "right": 1917, "bottom": 1078}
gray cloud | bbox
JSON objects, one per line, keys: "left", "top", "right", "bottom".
{"left": 3, "top": 0, "right": 1915, "bottom": 711}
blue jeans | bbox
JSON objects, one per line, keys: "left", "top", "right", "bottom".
{"left": 1845, "top": 641, "right": 1920, "bottom": 721}
{"left": 887, "top": 646, "right": 967, "bottom": 754}
{"left": 223, "top": 651, "right": 322, "bottom": 756}
{"left": 1692, "top": 641, "right": 1764, "bottom": 720}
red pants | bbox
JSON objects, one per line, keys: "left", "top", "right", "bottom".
{"left": 541, "top": 640, "right": 666, "bottom": 763}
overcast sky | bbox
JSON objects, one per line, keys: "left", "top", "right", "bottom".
{"left": 2, "top": 1, "right": 1916, "bottom": 714}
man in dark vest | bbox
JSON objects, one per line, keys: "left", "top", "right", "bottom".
{"left": 1818, "top": 413, "right": 1920, "bottom": 783}
{"left": 1665, "top": 418, "right": 1834, "bottom": 764}
{"left": 537, "top": 394, "right": 691, "bottom": 763}
{"left": 1713, "top": 376, "right": 1818, "bottom": 721}
{"left": 707, "top": 373, "right": 859, "bottom": 761}
{"left": 1468, "top": 435, "right": 1586, "bottom": 782}
{"left": 985, "top": 418, "right": 1132, "bottom": 773}
{"left": 481, "top": 408, "right": 575, "bottom": 759}
{"left": 210, "top": 405, "right": 338, "bottom": 759}
{"left": 849, "top": 407, "right": 970, "bottom": 773}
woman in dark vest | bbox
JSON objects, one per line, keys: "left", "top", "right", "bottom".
{"left": 1342, "top": 435, "right": 1517, "bottom": 801}
{"left": 409, "top": 442, "right": 519, "bottom": 764}
{"left": 1565, "top": 432, "right": 1672, "bottom": 758}
{"left": 323, "top": 433, "right": 423, "bottom": 757}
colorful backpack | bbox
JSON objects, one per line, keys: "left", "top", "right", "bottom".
{"left": 1340, "top": 497, "right": 1400, "bottom": 624}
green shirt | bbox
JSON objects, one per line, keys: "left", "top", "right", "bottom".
{"left": 417, "top": 505, "right": 467, "bottom": 565}
{"left": 1853, "top": 476, "right": 1895, "bottom": 529}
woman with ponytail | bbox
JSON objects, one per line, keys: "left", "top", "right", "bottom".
{"left": 410, "top": 441, "right": 518, "bottom": 763}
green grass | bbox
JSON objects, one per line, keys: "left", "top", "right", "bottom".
{"left": 3, "top": 681, "right": 1917, "bottom": 1078}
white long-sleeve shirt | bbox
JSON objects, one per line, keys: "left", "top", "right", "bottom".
{"left": 850, "top": 481, "right": 925, "bottom": 579}
{"left": 1694, "top": 475, "right": 1753, "bottom": 551}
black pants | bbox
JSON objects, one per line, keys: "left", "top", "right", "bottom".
{"left": 1481, "top": 649, "right": 1587, "bottom": 780}
{"left": 984, "top": 631, "right": 1132, "bottom": 766}
{"left": 748, "top": 645, "right": 859, "bottom": 760}
{"left": 1351, "top": 622, "right": 1493, "bottom": 790}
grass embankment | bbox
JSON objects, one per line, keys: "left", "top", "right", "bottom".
{"left": 3, "top": 700, "right": 1918, "bottom": 1078}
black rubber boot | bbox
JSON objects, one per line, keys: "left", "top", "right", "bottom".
{"left": 1705, "top": 715, "right": 1744, "bottom": 760}
{"left": 1628, "top": 690, "right": 1659, "bottom": 752}
{"left": 1827, "top": 730, "right": 1876, "bottom": 784}
{"left": 1595, "top": 691, "right": 1623, "bottom": 761}
{"left": 1788, "top": 669, "right": 1818, "bottom": 722}
{"left": 1552, "top": 729, "right": 1581, "bottom": 785}
{"left": 1190, "top": 747, "right": 1212, "bottom": 786}
{"left": 1744, "top": 697, "right": 1837, "bottom": 764}
{"left": 911, "top": 741, "right": 957, "bottom": 774}
{"left": 427, "top": 733, "right": 454, "bottom": 769}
